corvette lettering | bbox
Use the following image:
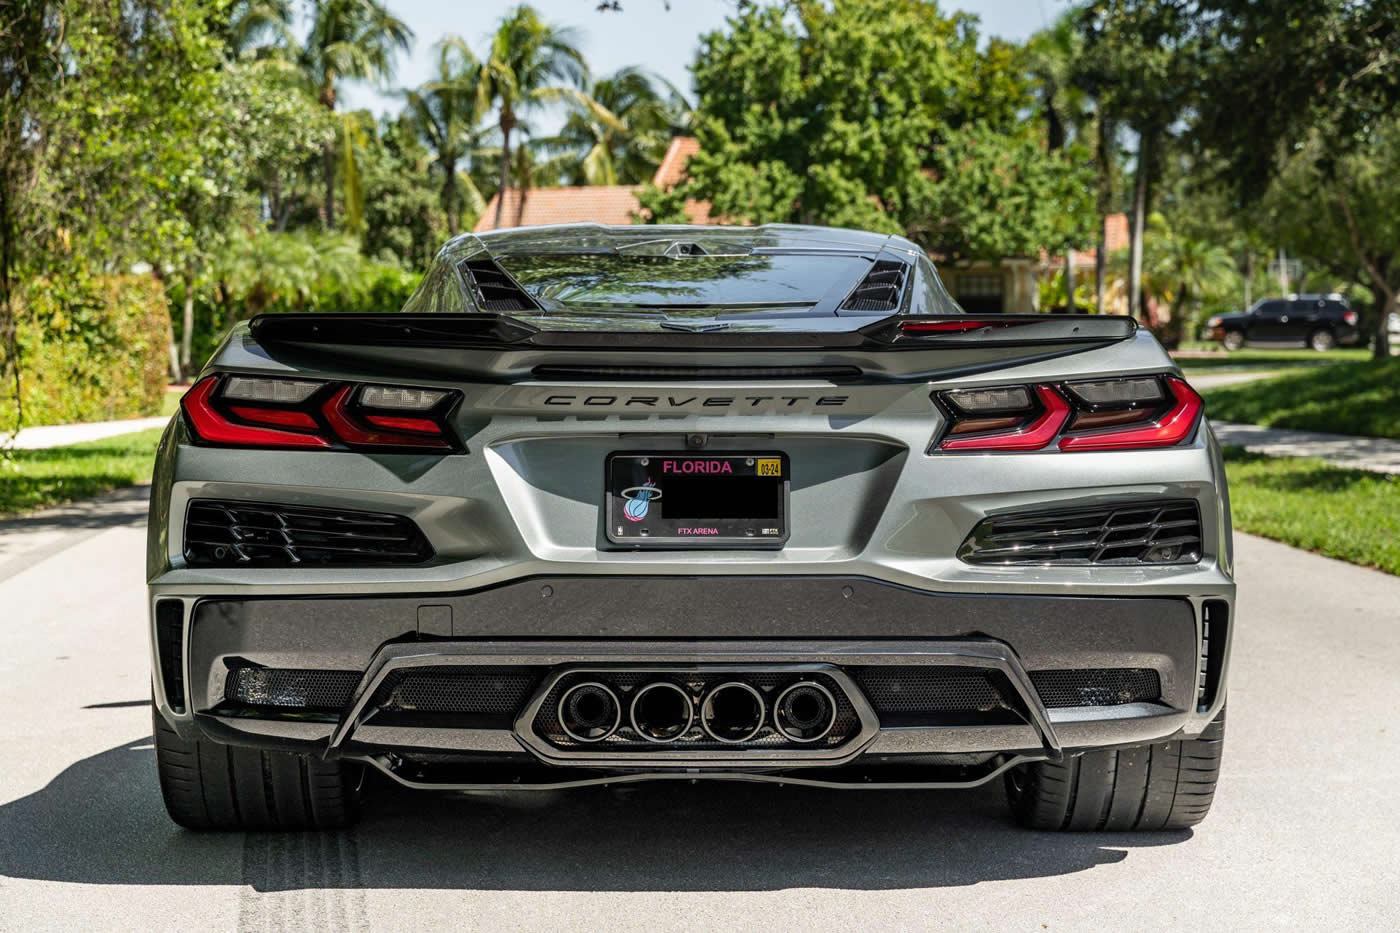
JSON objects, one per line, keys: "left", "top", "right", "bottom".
{"left": 541, "top": 394, "right": 848, "bottom": 408}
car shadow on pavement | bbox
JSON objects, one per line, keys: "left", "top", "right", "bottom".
{"left": 0, "top": 734, "right": 1192, "bottom": 892}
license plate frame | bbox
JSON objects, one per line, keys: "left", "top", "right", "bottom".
{"left": 605, "top": 451, "right": 790, "bottom": 549}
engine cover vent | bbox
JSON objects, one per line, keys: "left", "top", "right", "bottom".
{"left": 840, "top": 259, "right": 908, "bottom": 312}
{"left": 458, "top": 258, "right": 538, "bottom": 311}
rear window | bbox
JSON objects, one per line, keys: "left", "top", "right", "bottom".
{"left": 493, "top": 253, "right": 871, "bottom": 310}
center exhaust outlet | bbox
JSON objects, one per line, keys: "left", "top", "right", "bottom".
{"left": 558, "top": 682, "right": 621, "bottom": 743}
{"left": 630, "top": 681, "right": 693, "bottom": 743}
{"left": 773, "top": 682, "right": 837, "bottom": 743}
{"left": 700, "top": 682, "right": 766, "bottom": 743}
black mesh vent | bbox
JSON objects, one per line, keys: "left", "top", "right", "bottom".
{"left": 1029, "top": 669, "right": 1161, "bottom": 708}
{"left": 155, "top": 599, "right": 186, "bottom": 713}
{"left": 371, "top": 666, "right": 544, "bottom": 715}
{"left": 185, "top": 499, "right": 432, "bottom": 567}
{"left": 959, "top": 500, "right": 1203, "bottom": 565}
{"left": 852, "top": 666, "right": 1014, "bottom": 714}
{"left": 459, "top": 258, "right": 538, "bottom": 311}
{"left": 841, "top": 259, "right": 908, "bottom": 311}
{"left": 224, "top": 668, "right": 362, "bottom": 711}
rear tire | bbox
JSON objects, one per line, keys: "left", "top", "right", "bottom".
{"left": 153, "top": 707, "right": 361, "bottom": 831}
{"left": 1309, "top": 328, "right": 1335, "bottom": 352}
{"left": 1221, "top": 331, "right": 1245, "bottom": 351}
{"left": 1005, "top": 707, "right": 1225, "bottom": 831}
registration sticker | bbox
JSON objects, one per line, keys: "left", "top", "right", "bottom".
{"left": 756, "top": 458, "right": 782, "bottom": 477}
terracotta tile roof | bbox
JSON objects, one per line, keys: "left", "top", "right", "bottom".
{"left": 473, "top": 185, "right": 645, "bottom": 232}
{"left": 653, "top": 136, "right": 701, "bottom": 187}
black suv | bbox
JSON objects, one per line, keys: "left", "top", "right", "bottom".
{"left": 1207, "top": 294, "right": 1360, "bottom": 351}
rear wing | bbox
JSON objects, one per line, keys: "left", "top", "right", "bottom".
{"left": 243, "top": 313, "right": 1141, "bottom": 383}
{"left": 249, "top": 313, "right": 1135, "bottom": 351}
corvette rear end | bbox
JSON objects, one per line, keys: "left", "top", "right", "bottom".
{"left": 148, "top": 224, "right": 1233, "bottom": 832}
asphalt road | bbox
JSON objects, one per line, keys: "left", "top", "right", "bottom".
{"left": 2, "top": 488, "right": 1398, "bottom": 932}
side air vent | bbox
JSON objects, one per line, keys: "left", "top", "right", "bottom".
{"left": 458, "top": 258, "right": 538, "bottom": 311}
{"left": 959, "top": 500, "right": 1203, "bottom": 566}
{"left": 155, "top": 599, "right": 186, "bottom": 713}
{"left": 841, "top": 259, "right": 908, "bottom": 312}
{"left": 1198, "top": 599, "right": 1229, "bottom": 711}
{"left": 184, "top": 499, "right": 433, "bottom": 567}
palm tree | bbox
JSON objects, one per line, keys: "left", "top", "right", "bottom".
{"left": 1027, "top": 15, "right": 1092, "bottom": 307}
{"left": 548, "top": 67, "right": 688, "bottom": 186}
{"left": 402, "top": 36, "right": 492, "bottom": 234}
{"left": 300, "top": 0, "right": 413, "bottom": 228}
{"left": 478, "top": 5, "right": 588, "bottom": 228}
{"left": 224, "top": 0, "right": 297, "bottom": 58}
{"left": 1145, "top": 213, "right": 1237, "bottom": 347}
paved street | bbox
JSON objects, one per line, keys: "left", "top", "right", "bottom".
{"left": 1, "top": 491, "right": 1398, "bottom": 932}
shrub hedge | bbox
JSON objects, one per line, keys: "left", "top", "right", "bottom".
{"left": 4, "top": 275, "right": 171, "bottom": 428}
{"left": 169, "top": 258, "right": 420, "bottom": 371}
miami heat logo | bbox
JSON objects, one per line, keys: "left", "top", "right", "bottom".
{"left": 621, "top": 479, "right": 660, "bottom": 522}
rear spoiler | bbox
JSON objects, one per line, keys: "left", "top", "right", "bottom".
{"left": 248, "top": 313, "right": 1137, "bottom": 352}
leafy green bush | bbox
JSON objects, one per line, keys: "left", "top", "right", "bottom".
{"left": 169, "top": 231, "right": 422, "bottom": 370}
{"left": 5, "top": 275, "right": 171, "bottom": 428}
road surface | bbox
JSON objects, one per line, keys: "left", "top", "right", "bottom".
{"left": 1, "top": 489, "right": 1397, "bottom": 932}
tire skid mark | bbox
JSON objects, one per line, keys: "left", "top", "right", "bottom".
{"left": 238, "top": 830, "right": 368, "bottom": 931}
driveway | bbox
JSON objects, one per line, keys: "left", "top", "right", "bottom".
{"left": 1, "top": 492, "right": 1397, "bottom": 931}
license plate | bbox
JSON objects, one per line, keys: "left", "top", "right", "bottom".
{"left": 606, "top": 452, "right": 789, "bottom": 549}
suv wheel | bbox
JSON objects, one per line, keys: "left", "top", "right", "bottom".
{"left": 1309, "top": 328, "right": 1336, "bottom": 352}
{"left": 153, "top": 707, "right": 362, "bottom": 831}
{"left": 1004, "top": 707, "right": 1225, "bottom": 831}
{"left": 1221, "top": 330, "right": 1245, "bottom": 351}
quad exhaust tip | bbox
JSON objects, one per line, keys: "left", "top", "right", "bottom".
{"left": 700, "top": 682, "right": 766, "bottom": 744}
{"left": 558, "top": 682, "right": 622, "bottom": 743}
{"left": 630, "top": 681, "right": 694, "bottom": 743}
{"left": 773, "top": 681, "right": 837, "bottom": 743}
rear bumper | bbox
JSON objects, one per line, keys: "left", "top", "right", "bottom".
{"left": 151, "top": 575, "right": 1233, "bottom": 787}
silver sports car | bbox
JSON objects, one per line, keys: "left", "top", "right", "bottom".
{"left": 148, "top": 224, "right": 1232, "bottom": 832}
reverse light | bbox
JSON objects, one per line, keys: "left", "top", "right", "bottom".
{"left": 180, "top": 374, "right": 460, "bottom": 452}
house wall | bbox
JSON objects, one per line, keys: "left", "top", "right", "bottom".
{"left": 940, "top": 261, "right": 1040, "bottom": 314}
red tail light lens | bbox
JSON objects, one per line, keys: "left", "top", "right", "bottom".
{"left": 1058, "top": 377, "right": 1202, "bottom": 451}
{"left": 1343, "top": 310, "right": 1358, "bottom": 326}
{"left": 321, "top": 386, "right": 451, "bottom": 450}
{"left": 933, "top": 375, "right": 1202, "bottom": 452}
{"left": 938, "top": 385, "right": 1071, "bottom": 450}
{"left": 180, "top": 375, "right": 460, "bottom": 452}
{"left": 182, "top": 377, "right": 332, "bottom": 449}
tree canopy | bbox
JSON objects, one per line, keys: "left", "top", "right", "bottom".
{"left": 663, "top": 0, "right": 1095, "bottom": 261}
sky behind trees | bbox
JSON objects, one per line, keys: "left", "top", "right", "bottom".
{"left": 333, "top": 0, "right": 1075, "bottom": 123}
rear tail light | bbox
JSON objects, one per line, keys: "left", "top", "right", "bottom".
{"left": 933, "top": 375, "right": 1202, "bottom": 452}
{"left": 1343, "top": 310, "right": 1358, "bottom": 326}
{"left": 181, "top": 375, "right": 461, "bottom": 452}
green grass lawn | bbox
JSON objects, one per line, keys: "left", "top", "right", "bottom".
{"left": 1223, "top": 446, "right": 1400, "bottom": 575}
{"left": 1201, "top": 358, "right": 1400, "bottom": 439}
{"left": 1174, "top": 346, "right": 1371, "bottom": 371}
{"left": 0, "top": 427, "right": 165, "bottom": 518}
